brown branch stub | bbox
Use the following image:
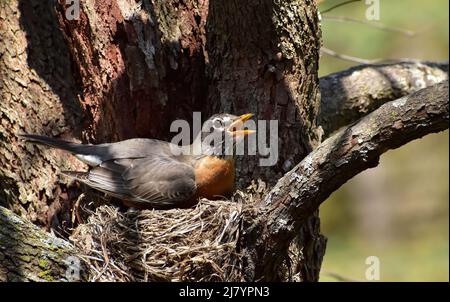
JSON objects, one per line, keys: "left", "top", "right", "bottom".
{"left": 245, "top": 80, "right": 449, "bottom": 281}
{"left": 319, "top": 61, "right": 448, "bottom": 136}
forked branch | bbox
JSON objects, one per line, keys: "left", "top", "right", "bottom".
{"left": 245, "top": 80, "right": 449, "bottom": 280}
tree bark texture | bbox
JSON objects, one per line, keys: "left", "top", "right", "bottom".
{"left": 206, "top": 0, "right": 322, "bottom": 184}
{"left": 319, "top": 61, "right": 448, "bottom": 136}
{"left": 1, "top": 0, "right": 211, "bottom": 229}
{"left": 55, "top": 0, "right": 209, "bottom": 143}
{"left": 206, "top": 0, "right": 325, "bottom": 281}
{"left": 0, "top": 0, "right": 448, "bottom": 282}
{"left": 0, "top": 0, "right": 84, "bottom": 227}
{"left": 0, "top": 206, "right": 81, "bottom": 281}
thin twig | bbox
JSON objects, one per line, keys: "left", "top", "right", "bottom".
{"left": 321, "top": 47, "right": 381, "bottom": 64}
{"left": 321, "top": 0, "right": 362, "bottom": 14}
{"left": 321, "top": 269, "right": 361, "bottom": 282}
{"left": 323, "top": 15, "right": 416, "bottom": 37}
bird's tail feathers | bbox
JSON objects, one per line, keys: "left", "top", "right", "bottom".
{"left": 19, "top": 133, "right": 84, "bottom": 154}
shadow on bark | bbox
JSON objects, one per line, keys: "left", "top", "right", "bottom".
{"left": 0, "top": 199, "right": 22, "bottom": 280}
{"left": 18, "top": 0, "right": 85, "bottom": 135}
{"left": 17, "top": 0, "right": 86, "bottom": 236}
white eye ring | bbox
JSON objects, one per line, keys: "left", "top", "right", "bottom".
{"left": 212, "top": 118, "right": 224, "bottom": 129}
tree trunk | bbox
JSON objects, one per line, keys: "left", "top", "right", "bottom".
{"left": 1, "top": 0, "right": 210, "bottom": 229}
{"left": 54, "top": 0, "right": 210, "bottom": 143}
{"left": 206, "top": 0, "right": 326, "bottom": 281}
{"left": 0, "top": 0, "right": 447, "bottom": 282}
{"left": 206, "top": 0, "right": 323, "bottom": 184}
{"left": 1, "top": 0, "right": 327, "bottom": 281}
{"left": 0, "top": 0, "right": 83, "bottom": 228}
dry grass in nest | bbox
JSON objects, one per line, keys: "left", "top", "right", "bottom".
{"left": 70, "top": 181, "right": 267, "bottom": 281}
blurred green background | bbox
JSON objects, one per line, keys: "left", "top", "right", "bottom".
{"left": 316, "top": 0, "right": 449, "bottom": 281}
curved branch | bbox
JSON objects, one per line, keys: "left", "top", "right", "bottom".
{"left": 245, "top": 80, "right": 449, "bottom": 280}
{"left": 319, "top": 61, "right": 448, "bottom": 136}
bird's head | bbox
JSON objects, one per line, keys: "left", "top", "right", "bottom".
{"left": 198, "top": 113, "right": 256, "bottom": 157}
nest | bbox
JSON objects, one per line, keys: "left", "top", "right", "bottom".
{"left": 70, "top": 181, "right": 267, "bottom": 281}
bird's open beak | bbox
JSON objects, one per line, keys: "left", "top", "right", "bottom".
{"left": 227, "top": 113, "right": 257, "bottom": 137}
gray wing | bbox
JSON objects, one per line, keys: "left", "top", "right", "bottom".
{"left": 22, "top": 134, "right": 196, "bottom": 208}
{"left": 64, "top": 157, "right": 197, "bottom": 209}
{"left": 20, "top": 134, "right": 183, "bottom": 166}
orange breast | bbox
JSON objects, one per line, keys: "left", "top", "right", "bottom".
{"left": 194, "top": 156, "right": 235, "bottom": 200}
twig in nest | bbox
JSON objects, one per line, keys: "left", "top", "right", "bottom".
{"left": 70, "top": 187, "right": 264, "bottom": 281}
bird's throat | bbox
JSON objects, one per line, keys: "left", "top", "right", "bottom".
{"left": 193, "top": 156, "right": 235, "bottom": 200}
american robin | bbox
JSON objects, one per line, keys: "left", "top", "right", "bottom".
{"left": 20, "top": 113, "right": 255, "bottom": 209}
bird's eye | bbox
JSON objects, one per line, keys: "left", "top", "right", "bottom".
{"left": 212, "top": 118, "right": 224, "bottom": 129}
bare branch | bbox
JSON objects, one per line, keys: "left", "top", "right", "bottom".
{"left": 244, "top": 80, "right": 449, "bottom": 280}
{"left": 319, "top": 61, "right": 448, "bottom": 136}
{"left": 320, "top": 0, "right": 362, "bottom": 14}
{"left": 320, "top": 47, "right": 382, "bottom": 64}
{"left": 322, "top": 16, "right": 416, "bottom": 37}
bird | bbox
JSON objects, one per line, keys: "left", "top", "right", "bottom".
{"left": 20, "top": 113, "right": 255, "bottom": 210}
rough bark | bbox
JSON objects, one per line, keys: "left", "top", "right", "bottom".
{"left": 55, "top": 0, "right": 209, "bottom": 143}
{"left": 206, "top": 0, "right": 323, "bottom": 184}
{"left": 0, "top": 0, "right": 84, "bottom": 228}
{"left": 0, "top": 206, "right": 81, "bottom": 281}
{"left": 319, "top": 61, "right": 448, "bottom": 136}
{"left": 242, "top": 80, "right": 449, "bottom": 281}
{"left": 1, "top": 0, "right": 448, "bottom": 282}
{"left": 206, "top": 0, "right": 326, "bottom": 281}
{"left": 1, "top": 0, "right": 210, "bottom": 229}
